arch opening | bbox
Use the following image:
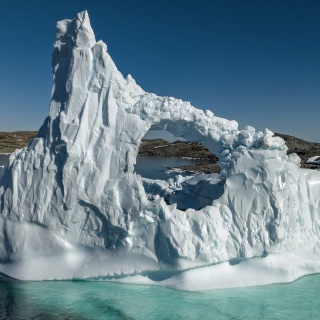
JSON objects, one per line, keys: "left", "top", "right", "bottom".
{"left": 135, "top": 128, "right": 224, "bottom": 211}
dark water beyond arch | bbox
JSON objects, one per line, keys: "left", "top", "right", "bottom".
{"left": 135, "top": 155, "right": 211, "bottom": 180}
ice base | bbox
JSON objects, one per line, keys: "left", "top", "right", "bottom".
{"left": 113, "top": 243, "right": 320, "bottom": 290}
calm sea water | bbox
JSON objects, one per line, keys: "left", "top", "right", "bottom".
{"left": 135, "top": 155, "right": 211, "bottom": 180}
{"left": 0, "top": 275, "right": 319, "bottom": 319}
{"left": 0, "top": 154, "right": 319, "bottom": 319}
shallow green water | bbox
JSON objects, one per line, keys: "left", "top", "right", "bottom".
{"left": 0, "top": 274, "right": 319, "bottom": 319}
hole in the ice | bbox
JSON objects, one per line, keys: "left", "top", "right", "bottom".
{"left": 229, "top": 258, "right": 242, "bottom": 266}
{"left": 135, "top": 129, "right": 224, "bottom": 211}
{"left": 141, "top": 270, "right": 181, "bottom": 281}
{"left": 261, "top": 250, "right": 269, "bottom": 258}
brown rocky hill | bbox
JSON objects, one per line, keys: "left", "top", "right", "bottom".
{"left": 275, "top": 133, "right": 320, "bottom": 169}
{"left": 139, "top": 139, "right": 218, "bottom": 161}
{"left": 0, "top": 131, "right": 37, "bottom": 154}
{"left": 1, "top": 131, "right": 319, "bottom": 171}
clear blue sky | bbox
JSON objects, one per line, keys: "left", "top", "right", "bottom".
{"left": 0, "top": 0, "right": 319, "bottom": 141}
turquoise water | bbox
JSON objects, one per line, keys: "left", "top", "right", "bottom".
{"left": 0, "top": 275, "right": 319, "bottom": 319}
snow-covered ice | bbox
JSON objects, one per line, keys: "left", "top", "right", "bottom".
{"left": 306, "top": 155, "right": 320, "bottom": 165}
{"left": 0, "top": 11, "right": 320, "bottom": 290}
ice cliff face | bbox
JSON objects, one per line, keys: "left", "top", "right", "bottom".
{"left": 0, "top": 11, "right": 320, "bottom": 289}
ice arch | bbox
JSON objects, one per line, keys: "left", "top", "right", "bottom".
{"left": 0, "top": 12, "right": 320, "bottom": 289}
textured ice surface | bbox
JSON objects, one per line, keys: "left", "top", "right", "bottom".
{"left": 142, "top": 173, "right": 224, "bottom": 210}
{"left": 0, "top": 11, "right": 320, "bottom": 289}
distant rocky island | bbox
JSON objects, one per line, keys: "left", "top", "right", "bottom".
{"left": 139, "top": 138, "right": 220, "bottom": 173}
{"left": 1, "top": 131, "right": 319, "bottom": 173}
{"left": 0, "top": 131, "right": 38, "bottom": 154}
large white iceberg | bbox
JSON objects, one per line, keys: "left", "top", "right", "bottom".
{"left": 0, "top": 11, "right": 320, "bottom": 290}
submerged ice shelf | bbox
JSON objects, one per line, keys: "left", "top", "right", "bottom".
{"left": 0, "top": 11, "right": 320, "bottom": 290}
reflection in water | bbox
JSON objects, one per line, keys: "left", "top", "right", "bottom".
{"left": 0, "top": 275, "right": 319, "bottom": 319}
{"left": 0, "top": 279, "right": 83, "bottom": 319}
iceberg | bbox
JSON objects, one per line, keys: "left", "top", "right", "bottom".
{"left": 0, "top": 11, "right": 320, "bottom": 290}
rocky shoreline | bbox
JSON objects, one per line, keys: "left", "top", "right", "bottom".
{"left": 139, "top": 139, "right": 218, "bottom": 160}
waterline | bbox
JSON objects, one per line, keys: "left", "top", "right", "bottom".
{"left": 0, "top": 274, "right": 319, "bottom": 319}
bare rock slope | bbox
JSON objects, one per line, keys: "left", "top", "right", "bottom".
{"left": 1, "top": 131, "right": 319, "bottom": 171}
